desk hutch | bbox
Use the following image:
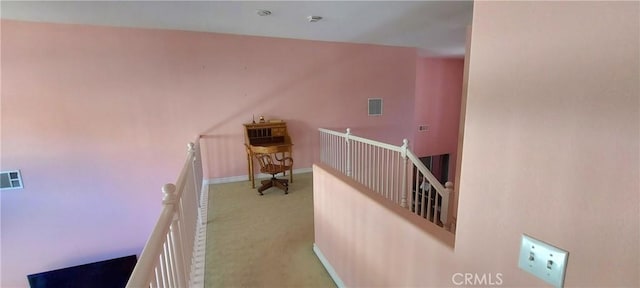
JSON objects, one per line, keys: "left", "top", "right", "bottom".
{"left": 243, "top": 121, "right": 293, "bottom": 188}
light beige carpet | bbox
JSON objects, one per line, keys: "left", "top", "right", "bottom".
{"left": 204, "top": 173, "right": 336, "bottom": 288}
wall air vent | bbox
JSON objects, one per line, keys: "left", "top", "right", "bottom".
{"left": 368, "top": 98, "right": 383, "bottom": 116}
{"left": 1, "top": 170, "right": 23, "bottom": 190}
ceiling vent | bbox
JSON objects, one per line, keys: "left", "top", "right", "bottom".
{"left": 256, "top": 10, "right": 272, "bottom": 16}
{"left": 307, "top": 16, "right": 323, "bottom": 23}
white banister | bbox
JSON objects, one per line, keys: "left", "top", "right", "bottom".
{"left": 127, "top": 184, "right": 178, "bottom": 287}
{"left": 318, "top": 128, "right": 454, "bottom": 232}
{"left": 127, "top": 141, "right": 205, "bottom": 288}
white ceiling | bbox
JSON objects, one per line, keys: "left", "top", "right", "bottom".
{"left": 1, "top": 1, "right": 473, "bottom": 57}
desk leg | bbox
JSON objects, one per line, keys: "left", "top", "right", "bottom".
{"left": 250, "top": 155, "right": 256, "bottom": 189}
{"left": 290, "top": 150, "right": 293, "bottom": 183}
{"left": 247, "top": 152, "right": 255, "bottom": 188}
{"left": 251, "top": 164, "right": 255, "bottom": 189}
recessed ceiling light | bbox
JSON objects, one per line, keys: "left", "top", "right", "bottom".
{"left": 256, "top": 9, "right": 272, "bottom": 16}
{"left": 307, "top": 16, "right": 323, "bottom": 23}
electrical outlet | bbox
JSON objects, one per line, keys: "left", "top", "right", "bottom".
{"left": 418, "top": 125, "right": 429, "bottom": 131}
{"left": 518, "top": 234, "right": 569, "bottom": 288}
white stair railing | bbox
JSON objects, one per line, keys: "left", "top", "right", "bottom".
{"left": 126, "top": 141, "right": 207, "bottom": 288}
{"left": 319, "top": 128, "right": 454, "bottom": 231}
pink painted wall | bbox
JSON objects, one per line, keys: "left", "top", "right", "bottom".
{"left": 313, "top": 164, "right": 458, "bottom": 287}
{"left": 1, "top": 20, "right": 416, "bottom": 287}
{"left": 197, "top": 31, "right": 417, "bottom": 179}
{"left": 314, "top": 1, "right": 639, "bottom": 287}
{"left": 414, "top": 58, "right": 464, "bottom": 182}
{"left": 456, "top": 1, "right": 639, "bottom": 286}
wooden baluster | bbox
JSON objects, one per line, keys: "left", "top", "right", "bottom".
{"left": 376, "top": 146, "right": 380, "bottom": 194}
{"left": 420, "top": 173, "right": 427, "bottom": 218}
{"left": 413, "top": 168, "right": 419, "bottom": 215}
{"left": 158, "top": 252, "right": 168, "bottom": 288}
{"left": 163, "top": 236, "right": 175, "bottom": 288}
{"left": 332, "top": 134, "right": 336, "bottom": 169}
{"left": 345, "top": 128, "right": 352, "bottom": 177}
{"left": 391, "top": 151, "right": 396, "bottom": 203}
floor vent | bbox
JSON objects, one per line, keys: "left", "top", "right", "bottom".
{"left": 1, "top": 170, "right": 23, "bottom": 190}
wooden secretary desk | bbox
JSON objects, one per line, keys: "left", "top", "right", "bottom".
{"left": 243, "top": 121, "right": 293, "bottom": 188}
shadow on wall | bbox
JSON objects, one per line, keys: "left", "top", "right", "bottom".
{"left": 197, "top": 45, "right": 387, "bottom": 136}
{"left": 194, "top": 41, "right": 414, "bottom": 180}
{"left": 195, "top": 2, "right": 433, "bottom": 140}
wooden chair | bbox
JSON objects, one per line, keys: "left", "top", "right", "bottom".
{"left": 253, "top": 148, "right": 293, "bottom": 195}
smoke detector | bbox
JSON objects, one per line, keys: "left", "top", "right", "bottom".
{"left": 307, "top": 15, "right": 323, "bottom": 22}
{"left": 256, "top": 9, "right": 272, "bottom": 16}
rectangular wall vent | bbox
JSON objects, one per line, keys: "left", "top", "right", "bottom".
{"left": 368, "top": 98, "right": 383, "bottom": 116}
{"left": 1, "top": 170, "right": 23, "bottom": 190}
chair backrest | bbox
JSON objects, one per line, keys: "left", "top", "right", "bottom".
{"left": 255, "top": 153, "right": 274, "bottom": 168}
{"left": 250, "top": 144, "right": 293, "bottom": 176}
{"left": 255, "top": 153, "right": 286, "bottom": 175}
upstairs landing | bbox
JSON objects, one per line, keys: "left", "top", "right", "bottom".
{"left": 205, "top": 173, "right": 335, "bottom": 287}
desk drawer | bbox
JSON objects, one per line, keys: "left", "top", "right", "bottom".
{"left": 251, "top": 145, "right": 291, "bottom": 154}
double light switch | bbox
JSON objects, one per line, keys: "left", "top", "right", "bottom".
{"left": 518, "top": 234, "right": 569, "bottom": 288}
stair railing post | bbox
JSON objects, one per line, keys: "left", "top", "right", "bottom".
{"left": 442, "top": 182, "right": 454, "bottom": 231}
{"left": 400, "top": 139, "right": 409, "bottom": 208}
{"left": 440, "top": 182, "right": 453, "bottom": 230}
{"left": 187, "top": 142, "right": 200, "bottom": 207}
{"left": 345, "top": 128, "right": 352, "bottom": 177}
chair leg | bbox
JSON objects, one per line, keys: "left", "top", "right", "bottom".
{"left": 257, "top": 180, "right": 274, "bottom": 195}
{"left": 273, "top": 179, "right": 289, "bottom": 194}
{"left": 257, "top": 175, "right": 290, "bottom": 195}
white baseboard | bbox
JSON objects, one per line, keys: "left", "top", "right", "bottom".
{"left": 204, "top": 175, "right": 247, "bottom": 185}
{"left": 313, "top": 243, "right": 345, "bottom": 288}
{"left": 205, "top": 167, "right": 313, "bottom": 185}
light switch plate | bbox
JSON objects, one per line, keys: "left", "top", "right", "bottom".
{"left": 518, "top": 234, "right": 569, "bottom": 288}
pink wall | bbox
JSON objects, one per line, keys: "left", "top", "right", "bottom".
{"left": 197, "top": 31, "right": 417, "bottom": 179}
{"left": 0, "top": 20, "right": 416, "bottom": 287}
{"left": 456, "top": 1, "right": 640, "bottom": 287}
{"left": 314, "top": 1, "right": 639, "bottom": 287}
{"left": 456, "top": 1, "right": 639, "bottom": 285}
{"left": 414, "top": 58, "right": 464, "bottom": 182}
{"left": 313, "top": 164, "right": 458, "bottom": 287}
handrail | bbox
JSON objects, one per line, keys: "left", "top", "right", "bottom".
{"left": 126, "top": 184, "right": 182, "bottom": 287}
{"left": 319, "top": 128, "right": 455, "bottom": 232}
{"left": 126, "top": 141, "right": 204, "bottom": 287}
{"left": 406, "top": 151, "right": 446, "bottom": 192}
{"left": 318, "top": 128, "right": 402, "bottom": 152}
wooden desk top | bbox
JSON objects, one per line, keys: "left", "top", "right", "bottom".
{"left": 249, "top": 143, "right": 292, "bottom": 154}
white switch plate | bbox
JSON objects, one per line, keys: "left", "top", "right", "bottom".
{"left": 518, "top": 234, "right": 569, "bottom": 288}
